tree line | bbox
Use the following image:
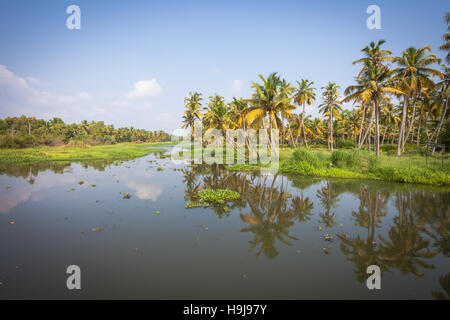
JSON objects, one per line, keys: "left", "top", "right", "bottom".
{"left": 182, "top": 14, "right": 450, "bottom": 158}
{"left": 0, "top": 116, "right": 170, "bottom": 148}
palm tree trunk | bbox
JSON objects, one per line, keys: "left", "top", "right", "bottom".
{"left": 382, "top": 124, "right": 388, "bottom": 146}
{"left": 359, "top": 106, "right": 375, "bottom": 149}
{"left": 303, "top": 126, "right": 308, "bottom": 148}
{"left": 375, "top": 101, "right": 380, "bottom": 157}
{"left": 299, "top": 103, "right": 306, "bottom": 147}
{"left": 428, "top": 97, "right": 448, "bottom": 155}
{"left": 402, "top": 98, "right": 418, "bottom": 152}
{"left": 358, "top": 104, "right": 367, "bottom": 146}
{"left": 416, "top": 119, "right": 421, "bottom": 147}
{"left": 397, "top": 98, "right": 408, "bottom": 157}
{"left": 329, "top": 114, "right": 334, "bottom": 151}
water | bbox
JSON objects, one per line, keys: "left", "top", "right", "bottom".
{"left": 0, "top": 149, "right": 448, "bottom": 299}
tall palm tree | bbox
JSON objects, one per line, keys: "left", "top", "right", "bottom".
{"left": 440, "top": 13, "right": 450, "bottom": 64}
{"left": 427, "top": 66, "right": 449, "bottom": 154}
{"left": 182, "top": 91, "right": 203, "bottom": 136}
{"left": 293, "top": 79, "right": 316, "bottom": 148}
{"left": 344, "top": 62, "right": 403, "bottom": 157}
{"left": 203, "top": 94, "right": 230, "bottom": 136}
{"left": 246, "top": 73, "right": 295, "bottom": 155}
{"left": 228, "top": 97, "right": 249, "bottom": 130}
{"left": 352, "top": 40, "right": 394, "bottom": 76}
{"left": 319, "top": 82, "right": 342, "bottom": 151}
{"left": 393, "top": 46, "right": 444, "bottom": 156}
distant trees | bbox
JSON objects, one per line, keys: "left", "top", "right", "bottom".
{"left": 0, "top": 115, "right": 170, "bottom": 149}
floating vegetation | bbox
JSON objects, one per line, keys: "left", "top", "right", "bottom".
{"left": 157, "top": 167, "right": 164, "bottom": 171}
{"left": 184, "top": 202, "right": 206, "bottom": 209}
{"left": 197, "top": 189, "right": 240, "bottom": 204}
{"left": 92, "top": 184, "right": 97, "bottom": 187}
{"left": 185, "top": 189, "right": 240, "bottom": 209}
{"left": 92, "top": 227, "right": 103, "bottom": 232}
{"left": 322, "top": 248, "right": 330, "bottom": 255}
{"left": 6, "top": 185, "right": 11, "bottom": 189}
{"left": 324, "top": 234, "right": 334, "bottom": 242}
{"left": 156, "top": 211, "right": 160, "bottom": 215}
{"left": 9, "top": 221, "right": 15, "bottom": 225}
{"left": 70, "top": 188, "right": 76, "bottom": 191}
{"left": 122, "top": 193, "right": 132, "bottom": 199}
{"left": 78, "top": 181, "right": 84, "bottom": 185}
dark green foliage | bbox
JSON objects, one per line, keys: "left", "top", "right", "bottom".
{"left": 0, "top": 115, "right": 171, "bottom": 149}
{"left": 292, "top": 149, "right": 322, "bottom": 168}
{"left": 331, "top": 150, "right": 361, "bottom": 168}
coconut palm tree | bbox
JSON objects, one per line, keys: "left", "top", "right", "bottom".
{"left": 203, "top": 94, "right": 231, "bottom": 136}
{"left": 246, "top": 73, "right": 295, "bottom": 155}
{"left": 343, "top": 61, "right": 403, "bottom": 157}
{"left": 293, "top": 79, "right": 316, "bottom": 148}
{"left": 393, "top": 46, "right": 444, "bottom": 156}
{"left": 182, "top": 91, "right": 204, "bottom": 136}
{"left": 427, "top": 66, "right": 449, "bottom": 154}
{"left": 352, "top": 40, "right": 394, "bottom": 75}
{"left": 319, "top": 82, "right": 342, "bottom": 151}
{"left": 440, "top": 13, "right": 450, "bottom": 64}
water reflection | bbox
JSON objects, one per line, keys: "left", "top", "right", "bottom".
{"left": 0, "top": 159, "right": 448, "bottom": 299}
{"left": 181, "top": 164, "right": 449, "bottom": 296}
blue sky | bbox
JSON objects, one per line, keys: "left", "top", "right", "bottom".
{"left": 0, "top": 0, "right": 448, "bottom": 132}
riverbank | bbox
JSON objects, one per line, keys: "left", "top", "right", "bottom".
{"left": 228, "top": 147, "right": 450, "bottom": 186}
{"left": 0, "top": 142, "right": 173, "bottom": 164}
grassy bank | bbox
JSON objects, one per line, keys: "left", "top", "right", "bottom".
{"left": 0, "top": 142, "right": 172, "bottom": 164}
{"left": 228, "top": 147, "right": 450, "bottom": 186}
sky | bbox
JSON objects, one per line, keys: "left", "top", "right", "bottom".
{"left": 0, "top": 0, "right": 448, "bottom": 133}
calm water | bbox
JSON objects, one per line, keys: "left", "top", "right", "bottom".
{"left": 0, "top": 148, "right": 448, "bottom": 300}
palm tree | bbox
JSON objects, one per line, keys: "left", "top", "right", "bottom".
{"left": 344, "top": 61, "right": 403, "bottom": 157}
{"left": 440, "top": 13, "right": 450, "bottom": 64}
{"left": 246, "top": 73, "right": 295, "bottom": 155}
{"left": 203, "top": 94, "right": 230, "bottom": 136}
{"left": 228, "top": 97, "right": 249, "bottom": 130}
{"left": 319, "top": 82, "right": 342, "bottom": 151}
{"left": 182, "top": 91, "right": 203, "bottom": 136}
{"left": 427, "top": 66, "right": 449, "bottom": 154}
{"left": 352, "top": 40, "right": 394, "bottom": 75}
{"left": 293, "top": 79, "right": 316, "bottom": 148}
{"left": 393, "top": 46, "right": 444, "bottom": 156}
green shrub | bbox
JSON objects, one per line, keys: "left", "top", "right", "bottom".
{"left": 331, "top": 150, "right": 361, "bottom": 168}
{"left": 292, "top": 149, "right": 321, "bottom": 168}
{"left": 336, "top": 139, "right": 355, "bottom": 149}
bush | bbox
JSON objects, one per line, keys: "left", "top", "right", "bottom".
{"left": 331, "top": 150, "right": 361, "bottom": 169}
{"left": 292, "top": 149, "right": 322, "bottom": 168}
{"left": 336, "top": 139, "right": 355, "bottom": 149}
{"left": 0, "top": 134, "right": 37, "bottom": 149}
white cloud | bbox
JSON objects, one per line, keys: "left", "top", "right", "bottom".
{"left": 126, "top": 79, "right": 162, "bottom": 100}
{"left": 127, "top": 181, "right": 163, "bottom": 202}
{"left": 232, "top": 80, "right": 243, "bottom": 95}
{"left": 76, "top": 91, "right": 91, "bottom": 100}
{"left": 0, "top": 65, "right": 175, "bottom": 131}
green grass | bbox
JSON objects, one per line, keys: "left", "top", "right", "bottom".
{"left": 228, "top": 146, "right": 449, "bottom": 186}
{"left": 0, "top": 142, "right": 169, "bottom": 164}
